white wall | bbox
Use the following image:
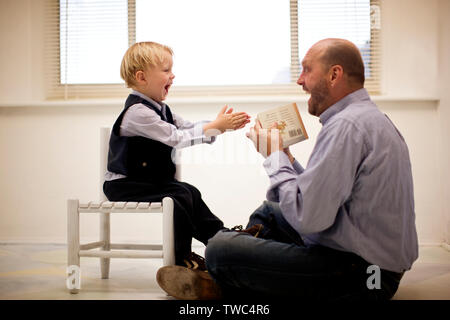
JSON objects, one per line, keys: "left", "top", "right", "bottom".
{"left": 0, "top": 0, "right": 448, "bottom": 246}
{"left": 438, "top": 0, "right": 450, "bottom": 244}
{"left": 0, "top": 0, "right": 45, "bottom": 102}
{"left": 382, "top": 0, "right": 439, "bottom": 98}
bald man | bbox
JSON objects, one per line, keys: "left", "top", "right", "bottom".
{"left": 156, "top": 39, "right": 418, "bottom": 301}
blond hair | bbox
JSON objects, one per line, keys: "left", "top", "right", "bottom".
{"left": 120, "top": 41, "right": 173, "bottom": 88}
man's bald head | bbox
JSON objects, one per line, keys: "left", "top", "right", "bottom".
{"left": 312, "top": 38, "right": 365, "bottom": 86}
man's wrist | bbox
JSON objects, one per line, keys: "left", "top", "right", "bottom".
{"left": 289, "top": 155, "right": 295, "bottom": 164}
{"left": 284, "top": 150, "right": 295, "bottom": 164}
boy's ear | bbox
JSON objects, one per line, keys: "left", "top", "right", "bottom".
{"left": 135, "top": 70, "right": 146, "bottom": 84}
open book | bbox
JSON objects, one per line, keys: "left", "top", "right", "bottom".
{"left": 256, "top": 102, "right": 308, "bottom": 148}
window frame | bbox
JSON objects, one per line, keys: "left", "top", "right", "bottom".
{"left": 45, "top": 0, "right": 381, "bottom": 100}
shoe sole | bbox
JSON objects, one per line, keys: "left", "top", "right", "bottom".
{"left": 156, "top": 266, "right": 221, "bottom": 300}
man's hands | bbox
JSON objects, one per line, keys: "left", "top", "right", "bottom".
{"left": 246, "top": 120, "right": 284, "bottom": 158}
{"left": 204, "top": 105, "right": 251, "bottom": 135}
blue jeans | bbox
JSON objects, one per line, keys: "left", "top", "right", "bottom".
{"left": 205, "top": 201, "right": 402, "bottom": 301}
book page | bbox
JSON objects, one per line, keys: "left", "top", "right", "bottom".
{"left": 257, "top": 103, "right": 308, "bottom": 148}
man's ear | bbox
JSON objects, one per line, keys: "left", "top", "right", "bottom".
{"left": 135, "top": 70, "right": 146, "bottom": 84}
{"left": 329, "top": 65, "right": 344, "bottom": 87}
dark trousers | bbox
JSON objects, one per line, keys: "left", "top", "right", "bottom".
{"left": 103, "top": 178, "right": 224, "bottom": 265}
{"left": 205, "top": 201, "right": 404, "bottom": 301}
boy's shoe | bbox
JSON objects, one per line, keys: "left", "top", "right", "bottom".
{"left": 231, "top": 224, "right": 264, "bottom": 238}
{"left": 156, "top": 265, "right": 222, "bottom": 300}
{"left": 183, "top": 252, "right": 207, "bottom": 271}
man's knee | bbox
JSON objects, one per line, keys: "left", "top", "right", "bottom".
{"left": 206, "top": 230, "right": 231, "bottom": 259}
{"left": 205, "top": 230, "right": 242, "bottom": 270}
{"left": 251, "top": 201, "right": 280, "bottom": 217}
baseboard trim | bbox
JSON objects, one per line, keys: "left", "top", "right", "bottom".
{"left": 0, "top": 238, "right": 206, "bottom": 250}
{"left": 0, "top": 239, "right": 446, "bottom": 250}
{"left": 419, "top": 241, "right": 446, "bottom": 247}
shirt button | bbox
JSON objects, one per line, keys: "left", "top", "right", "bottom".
{"left": 142, "top": 162, "right": 147, "bottom": 167}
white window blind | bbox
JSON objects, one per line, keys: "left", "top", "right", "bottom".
{"left": 45, "top": 0, "right": 135, "bottom": 99}
{"left": 45, "top": 0, "right": 381, "bottom": 99}
{"left": 59, "top": 0, "right": 128, "bottom": 84}
{"left": 292, "top": 0, "right": 381, "bottom": 93}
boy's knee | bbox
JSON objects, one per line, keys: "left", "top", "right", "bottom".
{"left": 181, "top": 182, "right": 202, "bottom": 198}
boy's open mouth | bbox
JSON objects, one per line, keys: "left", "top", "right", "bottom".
{"left": 164, "top": 84, "right": 171, "bottom": 94}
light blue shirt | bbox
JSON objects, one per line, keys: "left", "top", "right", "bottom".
{"left": 264, "top": 88, "right": 418, "bottom": 273}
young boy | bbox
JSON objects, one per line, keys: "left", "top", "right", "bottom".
{"left": 103, "top": 41, "right": 250, "bottom": 268}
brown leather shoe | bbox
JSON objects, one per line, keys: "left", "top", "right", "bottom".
{"left": 231, "top": 224, "right": 263, "bottom": 237}
{"left": 156, "top": 265, "right": 222, "bottom": 300}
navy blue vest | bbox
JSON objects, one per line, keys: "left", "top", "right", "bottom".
{"left": 107, "top": 94, "right": 176, "bottom": 182}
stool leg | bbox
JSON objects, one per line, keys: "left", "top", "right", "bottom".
{"left": 100, "top": 212, "right": 110, "bottom": 279}
{"left": 162, "top": 197, "right": 175, "bottom": 266}
{"left": 67, "top": 199, "right": 81, "bottom": 294}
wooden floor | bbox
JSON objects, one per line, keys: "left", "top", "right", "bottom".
{"left": 0, "top": 243, "right": 449, "bottom": 300}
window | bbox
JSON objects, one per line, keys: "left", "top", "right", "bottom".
{"left": 45, "top": 0, "right": 381, "bottom": 99}
{"left": 294, "top": 0, "right": 381, "bottom": 93}
{"left": 59, "top": 0, "right": 128, "bottom": 84}
{"left": 136, "top": 0, "right": 291, "bottom": 86}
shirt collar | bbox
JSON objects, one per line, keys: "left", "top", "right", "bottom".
{"left": 319, "top": 88, "right": 370, "bottom": 125}
{"left": 131, "top": 90, "right": 165, "bottom": 111}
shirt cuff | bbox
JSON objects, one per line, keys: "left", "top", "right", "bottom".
{"left": 292, "top": 159, "right": 304, "bottom": 174}
{"left": 264, "top": 151, "right": 299, "bottom": 202}
{"left": 263, "top": 151, "right": 292, "bottom": 176}
{"left": 194, "top": 121, "right": 216, "bottom": 144}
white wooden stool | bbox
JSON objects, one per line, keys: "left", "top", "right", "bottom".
{"left": 66, "top": 127, "right": 175, "bottom": 293}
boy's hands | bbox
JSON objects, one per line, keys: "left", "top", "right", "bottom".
{"left": 204, "top": 105, "right": 251, "bottom": 134}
